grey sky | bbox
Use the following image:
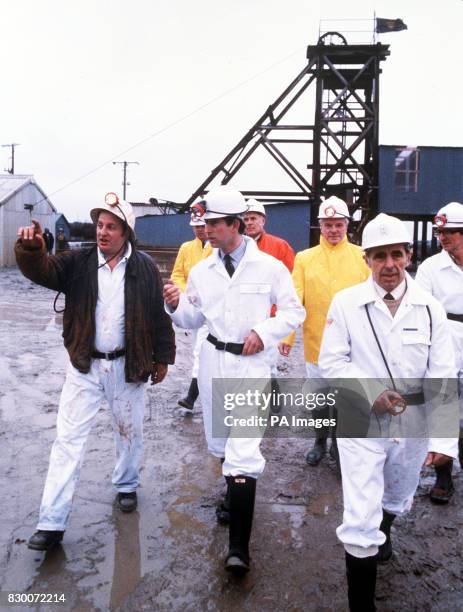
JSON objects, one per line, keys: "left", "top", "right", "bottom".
{"left": 1, "top": 0, "right": 462, "bottom": 220}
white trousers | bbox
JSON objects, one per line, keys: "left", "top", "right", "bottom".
{"left": 198, "top": 340, "right": 269, "bottom": 479}
{"left": 37, "top": 358, "right": 145, "bottom": 531}
{"left": 337, "top": 437, "right": 428, "bottom": 558}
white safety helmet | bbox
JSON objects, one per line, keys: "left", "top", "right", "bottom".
{"left": 362, "top": 213, "right": 411, "bottom": 250}
{"left": 190, "top": 186, "right": 248, "bottom": 220}
{"left": 90, "top": 192, "right": 136, "bottom": 237}
{"left": 318, "top": 196, "right": 350, "bottom": 220}
{"left": 433, "top": 201, "right": 463, "bottom": 229}
{"left": 202, "top": 186, "right": 248, "bottom": 220}
{"left": 246, "top": 199, "right": 266, "bottom": 216}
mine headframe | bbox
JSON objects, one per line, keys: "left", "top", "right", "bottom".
{"left": 183, "top": 32, "right": 390, "bottom": 241}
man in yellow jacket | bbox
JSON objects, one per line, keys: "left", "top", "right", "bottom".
{"left": 280, "top": 196, "right": 370, "bottom": 465}
{"left": 171, "top": 213, "right": 212, "bottom": 410}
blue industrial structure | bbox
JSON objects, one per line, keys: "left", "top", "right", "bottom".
{"left": 135, "top": 202, "right": 311, "bottom": 252}
{"left": 135, "top": 145, "right": 463, "bottom": 253}
{"left": 379, "top": 145, "right": 463, "bottom": 216}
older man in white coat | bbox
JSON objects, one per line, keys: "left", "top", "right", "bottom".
{"left": 319, "top": 213, "right": 458, "bottom": 611}
{"left": 164, "top": 186, "right": 304, "bottom": 575}
{"left": 416, "top": 201, "right": 463, "bottom": 503}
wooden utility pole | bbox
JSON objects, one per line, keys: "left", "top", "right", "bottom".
{"left": 2, "top": 143, "right": 20, "bottom": 174}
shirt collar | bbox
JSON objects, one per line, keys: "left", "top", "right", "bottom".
{"left": 373, "top": 278, "right": 406, "bottom": 300}
{"left": 219, "top": 237, "right": 246, "bottom": 264}
{"left": 439, "top": 248, "right": 463, "bottom": 270}
{"left": 356, "top": 273, "right": 428, "bottom": 307}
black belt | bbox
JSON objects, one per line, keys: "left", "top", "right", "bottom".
{"left": 207, "top": 334, "right": 244, "bottom": 355}
{"left": 401, "top": 391, "right": 425, "bottom": 406}
{"left": 447, "top": 313, "right": 463, "bottom": 323}
{"left": 92, "top": 349, "right": 126, "bottom": 360}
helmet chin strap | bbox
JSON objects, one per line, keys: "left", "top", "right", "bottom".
{"left": 101, "top": 240, "right": 128, "bottom": 263}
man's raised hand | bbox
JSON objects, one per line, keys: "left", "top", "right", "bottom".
{"left": 17, "top": 219, "right": 45, "bottom": 249}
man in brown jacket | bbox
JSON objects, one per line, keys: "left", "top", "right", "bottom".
{"left": 15, "top": 193, "right": 176, "bottom": 551}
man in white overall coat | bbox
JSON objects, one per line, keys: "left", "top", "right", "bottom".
{"left": 164, "top": 186, "right": 304, "bottom": 575}
{"left": 319, "top": 213, "right": 458, "bottom": 611}
{"left": 416, "top": 201, "right": 463, "bottom": 503}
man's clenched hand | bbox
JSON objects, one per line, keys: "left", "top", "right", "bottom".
{"left": 17, "top": 219, "right": 45, "bottom": 249}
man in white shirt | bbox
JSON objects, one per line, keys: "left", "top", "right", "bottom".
{"left": 416, "top": 201, "right": 463, "bottom": 503}
{"left": 16, "top": 193, "right": 175, "bottom": 551}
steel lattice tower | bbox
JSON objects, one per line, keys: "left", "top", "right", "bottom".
{"left": 184, "top": 33, "right": 390, "bottom": 241}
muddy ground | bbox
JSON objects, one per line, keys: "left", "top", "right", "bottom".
{"left": 0, "top": 266, "right": 461, "bottom": 612}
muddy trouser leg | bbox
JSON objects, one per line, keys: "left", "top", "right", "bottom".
{"left": 178, "top": 327, "right": 203, "bottom": 410}
{"left": 180, "top": 325, "right": 208, "bottom": 410}
{"left": 37, "top": 363, "right": 105, "bottom": 531}
{"left": 105, "top": 357, "right": 145, "bottom": 493}
{"left": 381, "top": 438, "right": 428, "bottom": 556}
{"left": 336, "top": 438, "right": 387, "bottom": 611}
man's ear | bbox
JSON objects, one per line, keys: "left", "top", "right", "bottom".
{"left": 406, "top": 248, "right": 413, "bottom": 268}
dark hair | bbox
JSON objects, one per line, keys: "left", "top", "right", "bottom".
{"left": 223, "top": 216, "right": 245, "bottom": 234}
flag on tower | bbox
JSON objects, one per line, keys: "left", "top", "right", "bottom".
{"left": 376, "top": 18, "right": 408, "bottom": 33}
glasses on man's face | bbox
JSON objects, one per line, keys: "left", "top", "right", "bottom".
{"left": 433, "top": 228, "right": 462, "bottom": 237}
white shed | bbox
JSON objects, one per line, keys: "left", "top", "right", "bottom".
{"left": 0, "top": 174, "right": 57, "bottom": 266}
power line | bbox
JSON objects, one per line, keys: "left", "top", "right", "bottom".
{"left": 31, "top": 45, "right": 305, "bottom": 207}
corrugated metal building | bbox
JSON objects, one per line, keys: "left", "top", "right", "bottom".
{"left": 0, "top": 174, "right": 57, "bottom": 266}
{"left": 379, "top": 145, "right": 463, "bottom": 216}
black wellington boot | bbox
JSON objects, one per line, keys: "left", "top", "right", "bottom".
{"left": 305, "top": 433, "right": 327, "bottom": 466}
{"left": 216, "top": 476, "right": 230, "bottom": 525}
{"left": 270, "top": 378, "right": 281, "bottom": 413}
{"left": 178, "top": 378, "right": 199, "bottom": 411}
{"left": 345, "top": 551, "right": 377, "bottom": 612}
{"left": 430, "top": 460, "right": 454, "bottom": 504}
{"left": 329, "top": 433, "right": 340, "bottom": 469}
{"left": 225, "top": 475, "right": 256, "bottom": 576}
{"left": 377, "top": 509, "right": 395, "bottom": 563}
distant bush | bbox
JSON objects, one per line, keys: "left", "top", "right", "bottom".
{"left": 69, "top": 222, "right": 95, "bottom": 240}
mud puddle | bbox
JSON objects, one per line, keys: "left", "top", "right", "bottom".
{"left": 0, "top": 267, "right": 461, "bottom": 612}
